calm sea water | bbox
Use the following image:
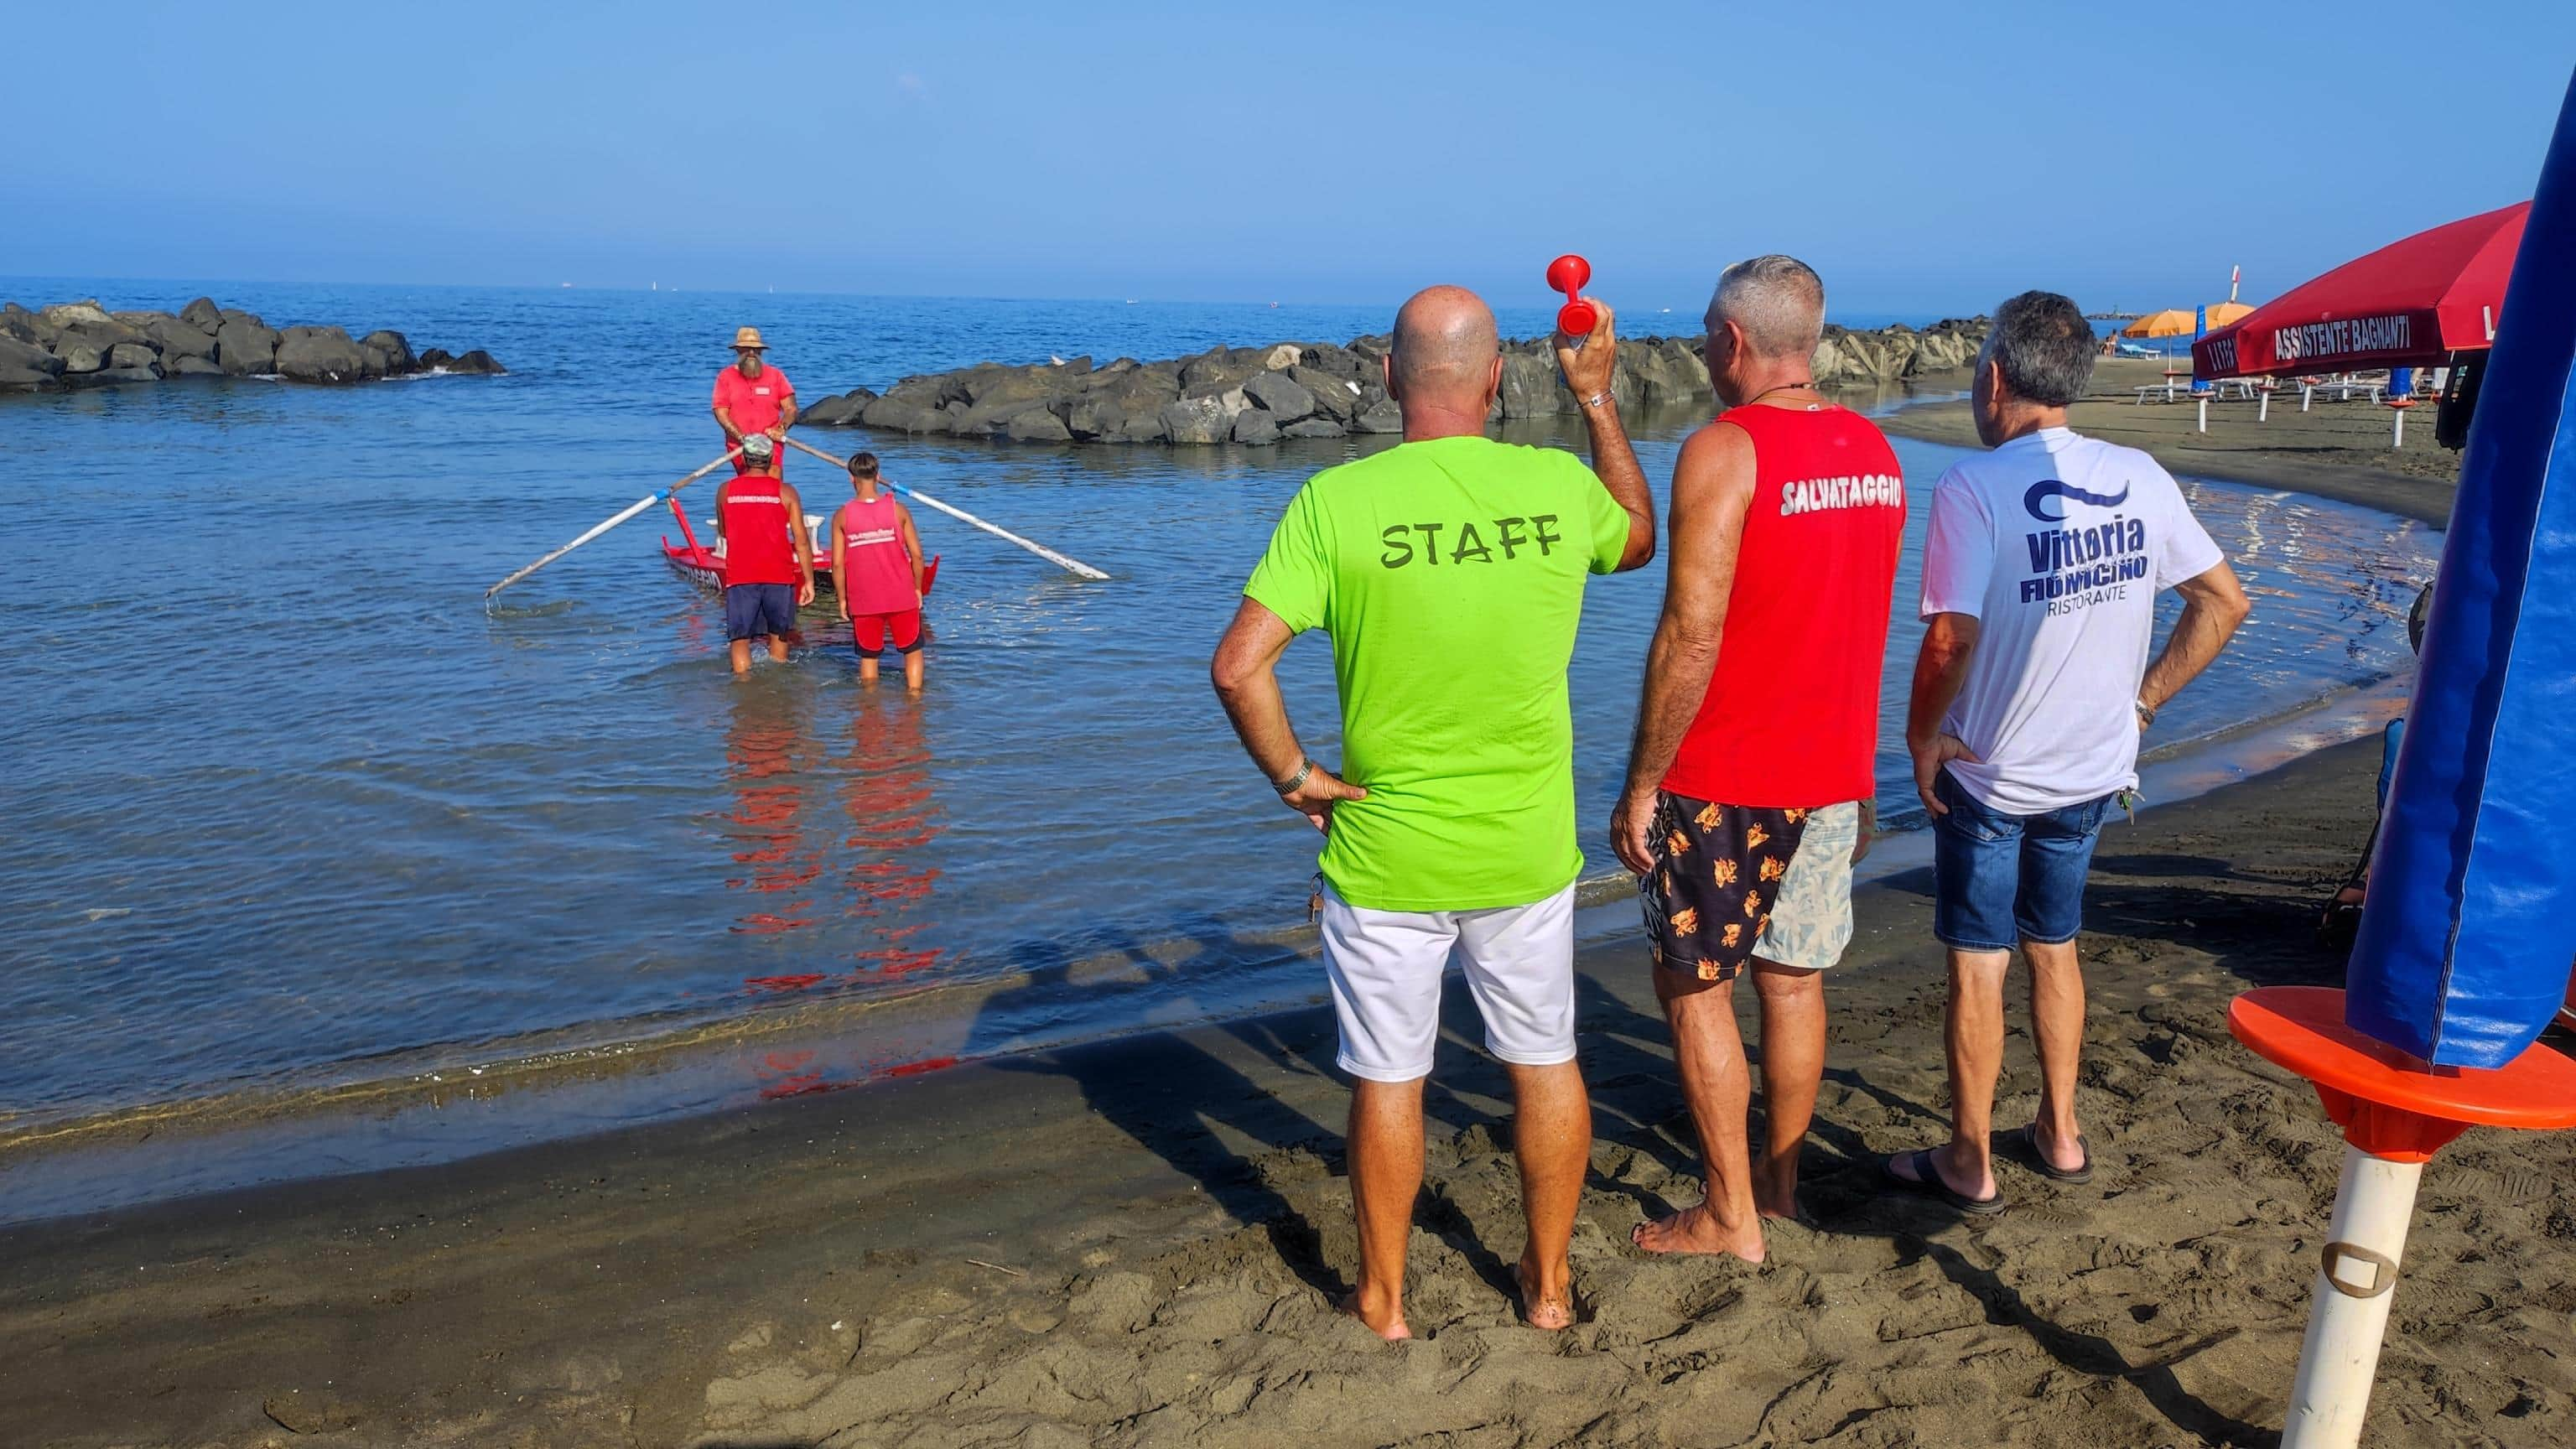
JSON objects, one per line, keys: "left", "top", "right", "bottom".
{"left": 0, "top": 279, "right": 2438, "bottom": 1135}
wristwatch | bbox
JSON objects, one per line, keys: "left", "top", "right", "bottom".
{"left": 1272, "top": 758, "right": 1315, "bottom": 796}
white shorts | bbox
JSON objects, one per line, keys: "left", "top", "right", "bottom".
{"left": 1318, "top": 882, "right": 1577, "bottom": 1083}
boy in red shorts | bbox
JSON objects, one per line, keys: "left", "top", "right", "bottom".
{"left": 829, "top": 452, "right": 928, "bottom": 690}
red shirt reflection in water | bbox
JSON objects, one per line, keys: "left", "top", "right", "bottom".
{"left": 724, "top": 693, "right": 820, "bottom": 937}
{"left": 842, "top": 699, "right": 945, "bottom": 978}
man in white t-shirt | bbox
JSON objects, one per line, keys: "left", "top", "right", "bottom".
{"left": 1887, "top": 290, "right": 2250, "bottom": 1214}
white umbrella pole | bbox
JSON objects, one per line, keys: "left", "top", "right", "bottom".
{"left": 2280, "top": 1145, "right": 2423, "bottom": 1449}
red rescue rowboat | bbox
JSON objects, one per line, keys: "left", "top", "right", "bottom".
{"left": 660, "top": 494, "right": 939, "bottom": 596}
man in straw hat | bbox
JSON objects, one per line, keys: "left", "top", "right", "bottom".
{"left": 713, "top": 325, "right": 797, "bottom": 475}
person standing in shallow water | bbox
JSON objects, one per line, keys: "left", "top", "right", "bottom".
{"left": 830, "top": 452, "right": 927, "bottom": 690}
{"left": 713, "top": 326, "right": 796, "bottom": 476}
{"left": 1565, "top": 256, "right": 1907, "bottom": 1263}
{"left": 714, "top": 434, "right": 815, "bottom": 675}
{"left": 1210, "top": 284, "right": 1655, "bottom": 1341}
{"left": 1890, "top": 289, "right": 2249, "bottom": 1213}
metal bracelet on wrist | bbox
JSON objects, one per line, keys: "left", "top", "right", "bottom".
{"left": 1272, "top": 758, "right": 1315, "bottom": 796}
{"left": 1581, "top": 387, "right": 1614, "bottom": 411}
{"left": 2135, "top": 697, "right": 2158, "bottom": 727}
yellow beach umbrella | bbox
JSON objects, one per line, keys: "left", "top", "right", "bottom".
{"left": 2205, "top": 300, "right": 2254, "bottom": 327}
{"left": 2123, "top": 309, "right": 2201, "bottom": 338}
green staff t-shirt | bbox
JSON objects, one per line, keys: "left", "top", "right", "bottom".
{"left": 1244, "top": 434, "right": 1631, "bottom": 911}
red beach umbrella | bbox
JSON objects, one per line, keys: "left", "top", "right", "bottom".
{"left": 2192, "top": 201, "right": 2528, "bottom": 378}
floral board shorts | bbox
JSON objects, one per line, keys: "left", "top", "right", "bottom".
{"left": 1639, "top": 793, "right": 1862, "bottom": 981}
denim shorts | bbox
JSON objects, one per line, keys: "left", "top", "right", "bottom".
{"left": 1930, "top": 770, "right": 2116, "bottom": 952}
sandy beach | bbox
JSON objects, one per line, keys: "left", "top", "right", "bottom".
{"left": 9, "top": 701, "right": 2574, "bottom": 1449}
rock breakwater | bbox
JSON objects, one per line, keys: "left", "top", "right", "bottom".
{"left": 799, "top": 318, "right": 1988, "bottom": 445}
{"left": 0, "top": 296, "right": 503, "bottom": 393}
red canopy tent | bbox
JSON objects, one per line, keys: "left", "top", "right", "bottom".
{"left": 2193, "top": 201, "right": 2528, "bottom": 379}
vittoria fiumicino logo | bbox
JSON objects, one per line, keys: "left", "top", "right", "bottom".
{"left": 2020, "top": 478, "right": 2148, "bottom": 613}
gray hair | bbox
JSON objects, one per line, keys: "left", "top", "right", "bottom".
{"left": 1707, "top": 255, "right": 1826, "bottom": 358}
{"left": 1983, "top": 291, "right": 2096, "bottom": 406}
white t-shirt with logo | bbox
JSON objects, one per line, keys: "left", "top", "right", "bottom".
{"left": 1919, "top": 427, "right": 2225, "bottom": 814}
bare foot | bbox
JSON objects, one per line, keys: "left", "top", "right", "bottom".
{"left": 1515, "top": 1254, "right": 1574, "bottom": 1332}
{"left": 1340, "top": 1291, "right": 1410, "bottom": 1343}
{"left": 1629, "top": 1202, "right": 1766, "bottom": 1261}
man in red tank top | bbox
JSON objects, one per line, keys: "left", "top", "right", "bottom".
{"left": 1561, "top": 256, "right": 1905, "bottom": 1263}
{"left": 714, "top": 434, "right": 815, "bottom": 675}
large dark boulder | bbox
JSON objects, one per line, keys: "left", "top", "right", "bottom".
{"left": 107, "top": 342, "right": 162, "bottom": 377}
{"left": 217, "top": 308, "right": 264, "bottom": 330}
{"left": 45, "top": 304, "right": 147, "bottom": 350}
{"left": 1159, "top": 393, "right": 1237, "bottom": 444}
{"left": 217, "top": 319, "right": 279, "bottom": 375}
{"left": 1280, "top": 417, "right": 1347, "bottom": 439}
{"left": 1230, "top": 408, "right": 1280, "bottom": 446}
{"left": 0, "top": 336, "right": 65, "bottom": 391}
{"left": 799, "top": 387, "right": 878, "bottom": 427}
{"left": 145, "top": 316, "right": 217, "bottom": 362}
{"left": 112, "top": 309, "right": 177, "bottom": 334}
{"left": 446, "top": 350, "right": 505, "bottom": 375}
{"left": 1498, "top": 353, "right": 1564, "bottom": 418}
{"left": 3, "top": 303, "right": 59, "bottom": 348}
{"left": 72, "top": 366, "right": 163, "bottom": 387}
{"left": 179, "top": 297, "right": 224, "bottom": 333}
{"left": 1288, "top": 365, "right": 1362, "bottom": 423}
{"left": 167, "top": 355, "right": 225, "bottom": 378}
{"left": 1242, "top": 370, "right": 1317, "bottom": 423}
{"left": 358, "top": 330, "right": 415, "bottom": 376}
{"left": 275, "top": 325, "right": 369, "bottom": 382}
{"left": 1353, "top": 398, "right": 1404, "bottom": 434}
{"left": 1003, "top": 408, "right": 1072, "bottom": 443}
{"left": 53, "top": 335, "right": 110, "bottom": 373}
{"left": 858, "top": 395, "right": 952, "bottom": 434}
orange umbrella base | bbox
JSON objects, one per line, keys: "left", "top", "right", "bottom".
{"left": 2230, "top": 986, "right": 2576, "bottom": 1161}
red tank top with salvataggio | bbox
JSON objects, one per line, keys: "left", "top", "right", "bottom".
{"left": 718, "top": 477, "right": 798, "bottom": 587}
{"left": 834, "top": 493, "right": 917, "bottom": 615}
{"left": 1661, "top": 402, "right": 1908, "bottom": 809}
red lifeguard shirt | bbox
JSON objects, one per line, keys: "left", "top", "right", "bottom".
{"left": 717, "top": 477, "right": 801, "bottom": 588}
{"left": 714, "top": 363, "right": 794, "bottom": 436}
{"left": 1660, "top": 402, "right": 1907, "bottom": 809}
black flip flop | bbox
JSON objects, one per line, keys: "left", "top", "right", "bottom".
{"left": 1882, "top": 1148, "right": 2005, "bottom": 1216}
{"left": 2013, "top": 1125, "right": 2094, "bottom": 1185}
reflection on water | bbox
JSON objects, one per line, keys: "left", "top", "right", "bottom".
{"left": 723, "top": 684, "right": 948, "bottom": 979}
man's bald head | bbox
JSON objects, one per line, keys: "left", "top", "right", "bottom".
{"left": 1389, "top": 285, "right": 1500, "bottom": 403}
{"left": 1706, "top": 255, "right": 1826, "bottom": 359}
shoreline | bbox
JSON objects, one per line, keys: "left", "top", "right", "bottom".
{"left": 0, "top": 671, "right": 2418, "bottom": 1228}
{"left": 11, "top": 735, "right": 2570, "bottom": 1446}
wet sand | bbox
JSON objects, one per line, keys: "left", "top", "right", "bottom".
{"left": 8, "top": 733, "right": 2574, "bottom": 1448}
{"left": 1881, "top": 357, "right": 2462, "bottom": 527}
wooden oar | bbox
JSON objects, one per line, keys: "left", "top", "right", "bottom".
{"left": 485, "top": 445, "right": 745, "bottom": 600}
{"left": 782, "top": 434, "right": 1109, "bottom": 581}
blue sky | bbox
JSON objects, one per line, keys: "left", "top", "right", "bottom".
{"left": 4, "top": 3, "right": 2569, "bottom": 316}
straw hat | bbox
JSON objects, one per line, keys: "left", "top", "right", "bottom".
{"left": 731, "top": 326, "right": 768, "bottom": 351}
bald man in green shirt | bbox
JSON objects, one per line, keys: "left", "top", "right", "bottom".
{"left": 1212, "top": 284, "right": 1654, "bottom": 1339}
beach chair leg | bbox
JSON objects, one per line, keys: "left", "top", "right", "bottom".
{"left": 2260, "top": 390, "right": 2272, "bottom": 423}
{"left": 2303, "top": 385, "right": 2314, "bottom": 412}
{"left": 2392, "top": 409, "right": 2404, "bottom": 448}
{"left": 2199, "top": 396, "right": 2210, "bottom": 434}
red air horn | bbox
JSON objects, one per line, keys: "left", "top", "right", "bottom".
{"left": 1548, "top": 254, "right": 1597, "bottom": 339}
